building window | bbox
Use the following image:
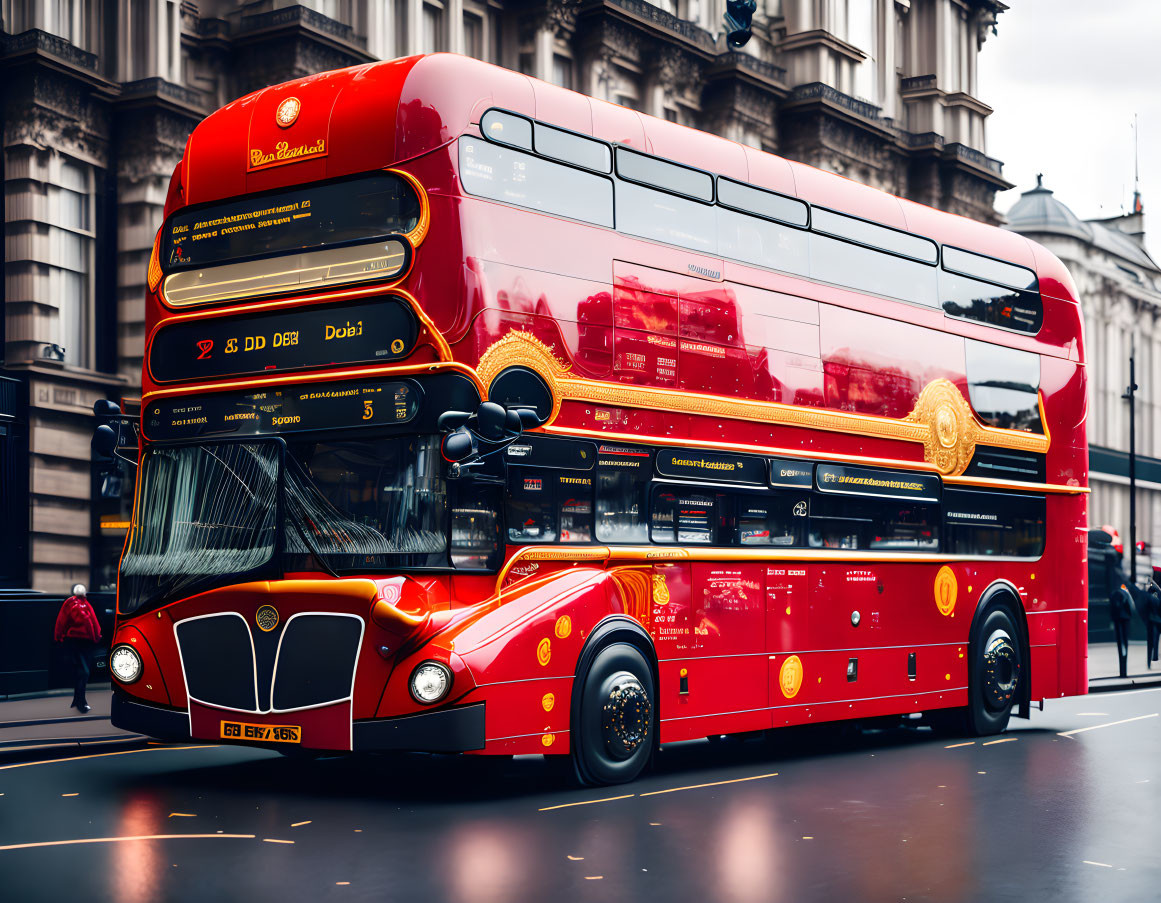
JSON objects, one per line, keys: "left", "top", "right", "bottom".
{"left": 422, "top": 2, "right": 445, "bottom": 54}
{"left": 552, "top": 54, "right": 572, "bottom": 89}
{"left": 52, "top": 157, "right": 94, "bottom": 369}
{"left": 487, "top": 7, "right": 502, "bottom": 64}
{"left": 464, "top": 12, "right": 483, "bottom": 59}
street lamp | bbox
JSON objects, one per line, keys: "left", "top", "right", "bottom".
{"left": 1122, "top": 351, "right": 1138, "bottom": 584}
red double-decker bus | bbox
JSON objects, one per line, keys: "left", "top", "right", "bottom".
{"left": 106, "top": 54, "right": 1088, "bottom": 785}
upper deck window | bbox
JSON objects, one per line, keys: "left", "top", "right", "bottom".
{"left": 162, "top": 172, "right": 421, "bottom": 273}
{"left": 615, "top": 148, "right": 714, "bottom": 203}
{"left": 811, "top": 208, "right": 938, "bottom": 264}
{"left": 943, "top": 246, "right": 1038, "bottom": 292}
{"left": 717, "top": 178, "right": 809, "bottom": 228}
{"left": 481, "top": 110, "right": 533, "bottom": 150}
{"left": 534, "top": 122, "right": 612, "bottom": 173}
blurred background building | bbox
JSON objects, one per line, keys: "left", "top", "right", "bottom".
{"left": 1008, "top": 179, "right": 1161, "bottom": 573}
{"left": 1, "top": 0, "right": 1010, "bottom": 592}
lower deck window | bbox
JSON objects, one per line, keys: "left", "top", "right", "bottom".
{"left": 809, "top": 495, "right": 938, "bottom": 551}
{"left": 943, "top": 489, "right": 1045, "bottom": 557}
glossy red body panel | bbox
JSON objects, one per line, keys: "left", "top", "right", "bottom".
{"left": 121, "top": 55, "right": 1087, "bottom": 757}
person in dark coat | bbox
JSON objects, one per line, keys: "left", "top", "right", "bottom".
{"left": 53, "top": 584, "right": 101, "bottom": 713}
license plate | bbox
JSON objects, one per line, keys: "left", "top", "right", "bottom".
{"left": 220, "top": 721, "right": 302, "bottom": 744}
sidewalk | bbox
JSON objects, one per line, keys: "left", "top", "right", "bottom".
{"left": 0, "top": 685, "right": 144, "bottom": 758}
{"left": 0, "top": 643, "right": 1157, "bottom": 757}
{"left": 1088, "top": 641, "right": 1161, "bottom": 692}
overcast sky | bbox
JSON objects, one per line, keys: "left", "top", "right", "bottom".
{"left": 979, "top": 0, "right": 1161, "bottom": 234}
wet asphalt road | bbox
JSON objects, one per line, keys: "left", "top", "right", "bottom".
{"left": 1, "top": 689, "right": 1159, "bottom": 903}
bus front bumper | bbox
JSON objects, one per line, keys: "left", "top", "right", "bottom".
{"left": 111, "top": 693, "right": 486, "bottom": 753}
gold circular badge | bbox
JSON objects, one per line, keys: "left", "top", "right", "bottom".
{"left": 935, "top": 566, "right": 958, "bottom": 617}
{"left": 554, "top": 615, "right": 572, "bottom": 639}
{"left": 391, "top": 338, "right": 405, "bottom": 354}
{"left": 779, "top": 655, "right": 804, "bottom": 699}
{"left": 541, "top": 733, "right": 555, "bottom": 747}
{"left": 536, "top": 637, "right": 551, "bottom": 667}
{"left": 255, "top": 605, "right": 279, "bottom": 632}
{"left": 275, "top": 96, "right": 301, "bottom": 129}
{"left": 652, "top": 573, "right": 671, "bottom": 605}
{"left": 542, "top": 692, "right": 555, "bottom": 712}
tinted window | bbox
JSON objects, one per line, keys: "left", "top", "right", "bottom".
{"left": 616, "top": 148, "right": 714, "bottom": 202}
{"left": 717, "top": 178, "right": 808, "bottom": 227}
{"left": 965, "top": 339, "right": 1042, "bottom": 432}
{"left": 451, "top": 484, "right": 503, "bottom": 570}
{"left": 534, "top": 122, "right": 611, "bottom": 173}
{"left": 506, "top": 469, "right": 594, "bottom": 544}
{"left": 596, "top": 445, "right": 652, "bottom": 542}
{"left": 812, "top": 208, "right": 938, "bottom": 264}
{"left": 481, "top": 110, "right": 532, "bottom": 150}
{"left": 738, "top": 492, "right": 808, "bottom": 546}
{"left": 809, "top": 232, "right": 939, "bottom": 306}
{"left": 943, "top": 246, "right": 1037, "bottom": 291}
{"left": 651, "top": 487, "right": 719, "bottom": 544}
{"left": 809, "top": 495, "right": 938, "bottom": 551}
{"left": 940, "top": 270, "right": 1043, "bottom": 334}
{"left": 163, "top": 173, "right": 421, "bottom": 271}
{"left": 943, "top": 489, "right": 1045, "bottom": 557}
{"left": 459, "top": 137, "right": 614, "bottom": 228}
{"left": 717, "top": 206, "right": 809, "bottom": 277}
{"left": 615, "top": 180, "right": 716, "bottom": 253}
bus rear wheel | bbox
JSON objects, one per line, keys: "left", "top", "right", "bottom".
{"left": 573, "top": 643, "right": 655, "bottom": 786}
{"left": 935, "top": 606, "right": 1023, "bottom": 737}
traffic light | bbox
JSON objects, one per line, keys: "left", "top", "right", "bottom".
{"left": 724, "top": 0, "right": 757, "bottom": 48}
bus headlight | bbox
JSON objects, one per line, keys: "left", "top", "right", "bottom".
{"left": 410, "top": 661, "right": 452, "bottom": 705}
{"left": 110, "top": 644, "right": 143, "bottom": 684}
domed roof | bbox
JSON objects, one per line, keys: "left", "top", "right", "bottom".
{"left": 1006, "top": 177, "right": 1093, "bottom": 242}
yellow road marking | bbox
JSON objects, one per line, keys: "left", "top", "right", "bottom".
{"left": 539, "top": 794, "right": 635, "bottom": 811}
{"left": 336, "top": 882, "right": 350, "bottom": 886}
{"left": 168, "top": 813, "right": 196, "bottom": 818}
{"left": 0, "top": 746, "right": 217, "bottom": 771}
{"left": 567, "top": 855, "right": 584, "bottom": 861}
{"left": 944, "top": 741, "right": 975, "bottom": 749}
{"left": 639, "top": 773, "right": 778, "bottom": 797}
{"left": 263, "top": 838, "right": 294, "bottom": 844}
{"left": 61, "top": 793, "right": 79, "bottom": 797}
{"left": 983, "top": 738, "right": 1017, "bottom": 746}
{"left": 0, "top": 834, "right": 254, "bottom": 852}
{"left": 585, "top": 876, "right": 603, "bottom": 880}
{"left": 1058, "top": 713, "right": 1158, "bottom": 737}
{"left": 291, "top": 821, "right": 311, "bottom": 827}
{"left": 1083, "top": 861, "right": 1112, "bottom": 868}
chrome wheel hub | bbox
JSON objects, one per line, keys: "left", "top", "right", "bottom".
{"left": 982, "top": 629, "right": 1020, "bottom": 711}
{"left": 601, "top": 673, "right": 651, "bottom": 760}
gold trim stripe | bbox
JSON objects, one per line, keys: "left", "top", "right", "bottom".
{"left": 477, "top": 332, "right": 1052, "bottom": 478}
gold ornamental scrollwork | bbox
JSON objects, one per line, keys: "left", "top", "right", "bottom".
{"left": 474, "top": 333, "right": 1049, "bottom": 478}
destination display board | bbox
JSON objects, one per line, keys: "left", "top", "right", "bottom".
{"left": 148, "top": 298, "right": 419, "bottom": 383}
{"left": 656, "top": 449, "right": 766, "bottom": 485}
{"left": 815, "top": 463, "right": 940, "bottom": 502}
{"left": 144, "top": 379, "right": 421, "bottom": 442}
{"left": 163, "top": 172, "right": 421, "bottom": 271}
{"left": 767, "top": 457, "right": 813, "bottom": 488}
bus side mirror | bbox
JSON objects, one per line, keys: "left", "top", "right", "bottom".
{"left": 437, "top": 410, "right": 472, "bottom": 432}
{"left": 515, "top": 408, "right": 542, "bottom": 428}
{"left": 442, "top": 428, "right": 476, "bottom": 463}
{"left": 475, "top": 402, "right": 508, "bottom": 441}
{"left": 92, "top": 424, "right": 118, "bottom": 461}
{"left": 94, "top": 399, "right": 122, "bottom": 418}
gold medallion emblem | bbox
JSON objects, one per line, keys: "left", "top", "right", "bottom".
{"left": 779, "top": 655, "right": 804, "bottom": 699}
{"left": 275, "top": 96, "right": 301, "bottom": 128}
{"left": 935, "top": 566, "right": 958, "bottom": 617}
{"left": 255, "top": 605, "right": 279, "bottom": 632}
{"left": 541, "top": 733, "right": 555, "bottom": 747}
{"left": 536, "top": 637, "right": 551, "bottom": 667}
{"left": 554, "top": 615, "right": 572, "bottom": 639}
{"left": 542, "top": 692, "right": 555, "bottom": 712}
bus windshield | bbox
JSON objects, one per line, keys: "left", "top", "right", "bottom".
{"left": 120, "top": 435, "right": 447, "bottom": 615}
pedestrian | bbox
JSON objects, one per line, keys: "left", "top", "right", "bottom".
{"left": 53, "top": 584, "right": 101, "bottom": 713}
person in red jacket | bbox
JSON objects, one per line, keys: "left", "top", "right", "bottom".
{"left": 53, "top": 584, "right": 102, "bottom": 713}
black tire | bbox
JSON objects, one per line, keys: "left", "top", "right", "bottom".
{"left": 572, "top": 643, "right": 656, "bottom": 786}
{"left": 929, "top": 605, "right": 1023, "bottom": 737}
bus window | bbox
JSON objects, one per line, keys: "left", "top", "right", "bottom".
{"left": 810, "top": 232, "right": 940, "bottom": 307}
{"left": 943, "top": 489, "right": 1046, "bottom": 557}
{"left": 651, "top": 487, "right": 718, "bottom": 544}
{"left": 716, "top": 206, "right": 810, "bottom": 278}
{"left": 507, "top": 470, "right": 558, "bottom": 542}
{"left": 737, "top": 493, "right": 808, "bottom": 547}
{"left": 615, "top": 180, "right": 717, "bottom": 254}
{"left": 534, "top": 122, "right": 611, "bottom": 173}
{"left": 716, "top": 178, "right": 808, "bottom": 228}
{"left": 965, "top": 339, "right": 1042, "bottom": 432}
{"left": 615, "top": 148, "right": 714, "bottom": 202}
{"left": 809, "top": 495, "right": 938, "bottom": 551}
{"left": 459, "top": 137, "right": 614, "bottom": 228}
{"left": 596, "top": 445, "right": 652, "bottom": 543}
{"left": 451, "top": 485, "right": 503, "bottom": 570}
{"left": 940, "top": 269, "right": 1043, "bottom": 334}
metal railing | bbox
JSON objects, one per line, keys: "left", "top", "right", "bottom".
{"left": 237, "top": 4, "right": 366, "bottom": 48}
{"left": 595, "top": 0, "right": 718, "bottom": 51}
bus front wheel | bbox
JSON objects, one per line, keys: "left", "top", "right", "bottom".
{"left": 573, "top": 643, "right": 656, "bottom": 786}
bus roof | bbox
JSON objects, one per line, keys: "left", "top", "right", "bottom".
{"left": 176, "top": 53, "right": 1078, "bottom": 305}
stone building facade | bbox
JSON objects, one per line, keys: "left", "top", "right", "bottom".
{"left": 1, "top": 0, "right": 1010, "bottom": 592}
{"left": 1008, "top": 181, "right": 1161, "bottom": 576}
